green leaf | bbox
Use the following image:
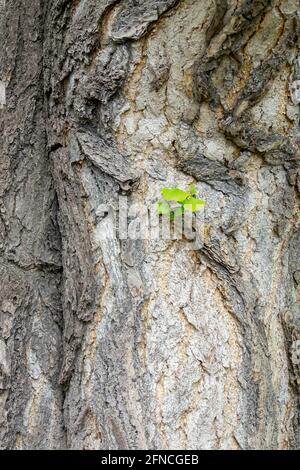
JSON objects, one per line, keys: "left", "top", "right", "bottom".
{"left": 157, "top": 202, "right": 170, "bottom": 215}
{"left": 183, "top": 197, "right": 206, "bottom": 213}
{"left": 188, "top": 184, "right": 197, "bottom": 196}
{"left": 161, "top": 188, "right": 190, "bottom": 202}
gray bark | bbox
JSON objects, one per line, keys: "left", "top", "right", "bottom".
{"left": 0, "top": 0, "right": 300, "bottom": 450}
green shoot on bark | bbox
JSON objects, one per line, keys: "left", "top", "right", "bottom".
{"left": 157, "top": 184, "right": 206, "bottom": 220}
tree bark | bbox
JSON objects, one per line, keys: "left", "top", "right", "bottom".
{"left": 0, "top": 0, "right": 300, "bottom": 450}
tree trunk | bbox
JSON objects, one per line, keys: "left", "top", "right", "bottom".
{"left": 0, "top": 0, "right": 300, "bottom": 450}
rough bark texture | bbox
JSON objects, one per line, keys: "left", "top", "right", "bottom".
{"left": 0, "top": 0, "right": 300, "bottom": 450}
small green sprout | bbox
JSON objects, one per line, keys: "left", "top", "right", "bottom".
{"left": 157, "top": 184, "right": 206, "bottom": 220}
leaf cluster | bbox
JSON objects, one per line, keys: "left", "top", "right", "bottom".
{"left": 158, "top": 184, "right": 206, "bottom": 220}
